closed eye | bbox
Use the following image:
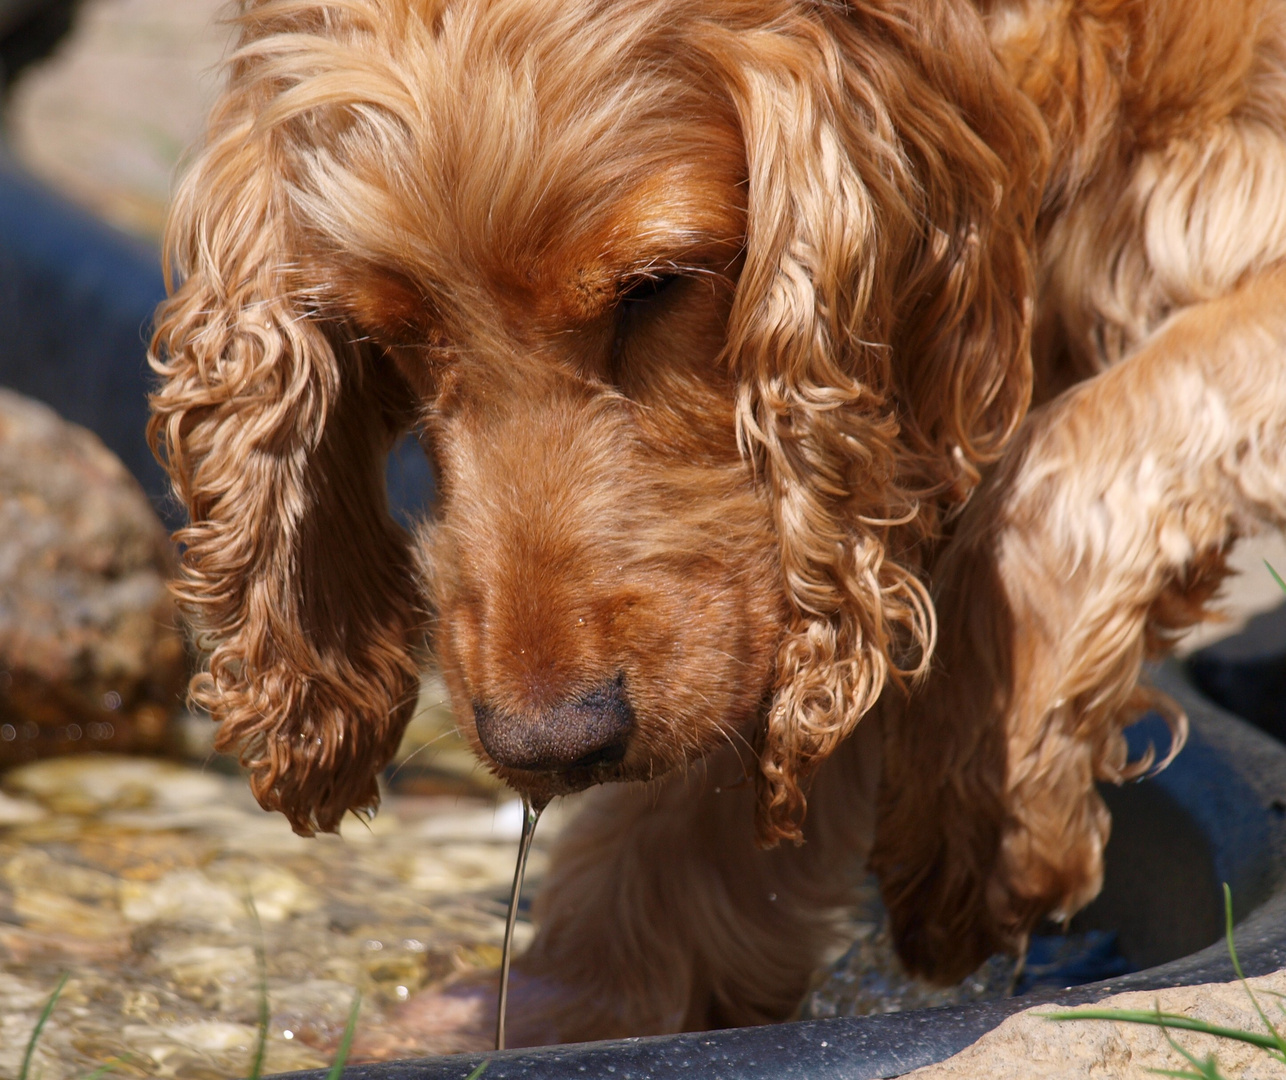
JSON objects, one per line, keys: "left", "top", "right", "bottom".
{"left": 618, "top": 272, "right": 681, "bottom": 311}
{"left": 611, "top": 272, "right": 682, "bottom": 372}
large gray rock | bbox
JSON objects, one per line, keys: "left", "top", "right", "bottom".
{"left": 0, "top": 388, "right": 185, "bottom": 764}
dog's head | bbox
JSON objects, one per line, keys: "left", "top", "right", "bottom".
{"left": 151, "top": 0, "right": 1042, "bottom": 841}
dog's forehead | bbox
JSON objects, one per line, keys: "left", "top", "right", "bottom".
{"left": 401, "top": 20, "right": 746, "bottom": 304}
{"left": 486, "top": 153, "right": 747, "bottom": 320}
{"left": 285, "top": 0, "right": 747, "bottom": 330}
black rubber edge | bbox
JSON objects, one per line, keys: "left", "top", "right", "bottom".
{"left": 273, "top": 659, "right": 1286, "bottom": 1080}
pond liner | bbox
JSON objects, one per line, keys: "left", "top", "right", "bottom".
{"left": 276, "top": 657, "right": 1286, "bottom": 1080}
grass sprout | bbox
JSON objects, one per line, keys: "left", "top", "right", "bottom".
{"left": 325, "top": 993, "right": 363, "bottom": 1080}
{"left": 1049, "top": 885, "right": 1285, "bottom": 1076}
{"left": 19, "top": 973, "right": 67, "bottom": 1080}
{"left": 245, "top": 896, "right": 271, "bottom": 1080}
{"left": 1150, "top": 1025, "right": 1229, "bottom": 1080}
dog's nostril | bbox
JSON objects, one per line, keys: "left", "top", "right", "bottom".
{"left": 472, "top": 674, "right": 634, "bottom": 773}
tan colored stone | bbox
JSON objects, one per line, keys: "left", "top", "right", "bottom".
{"left": 907, "top": 970, "right": 1286, "bottom": 1079}
{"left": 0, "top": 391, "right": 187, "bottom": 765}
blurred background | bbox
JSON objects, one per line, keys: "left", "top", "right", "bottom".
{"left": 0, "top": 0, "right": 439, "bottom": 768}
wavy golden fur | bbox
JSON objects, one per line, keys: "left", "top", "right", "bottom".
{"left": 151, "top": 0, "right": 1286, "bottom": 1046}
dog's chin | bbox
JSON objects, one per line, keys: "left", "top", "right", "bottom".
{"left": 491, "top": 759, "right": 644, "bottom": 804}
{"left": 487, "top": 734, "right": 757, "bottom": 804}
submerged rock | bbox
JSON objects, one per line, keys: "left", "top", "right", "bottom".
{"left": 0, "top": 388, "right": 186, "bottom": 763}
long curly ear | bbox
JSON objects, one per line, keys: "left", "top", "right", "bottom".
{"left": 148, "top": 14, "right": 425, "bottom": 835}
{"left": 707, "top": 0, "right": 1046, "bottom": 843}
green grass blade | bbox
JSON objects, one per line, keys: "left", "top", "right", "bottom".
{"left": 1159, "top": 1023, "right": 1229, "bottom": 1080}
{"left": 1221, "top": 883, "right": 1286, "bottom": 1061}
{"left": 1224, "top": 884, "right": 1246, "bottom": 983}
{"left": 1266, "top": 561, "right": 1286, "bottom": 594}
{"left": 325, "top": 992, "right": 363, "bottom": 1080}
{"left": 463, "top": 1062, "right": 490, "bottom": 1080}
{"left": 20, "top": 974, "right": 69, "bottom": 1080}
{"left": 1056, "top": 1005, "right": 1233, "bottom": 1078}
{"left": 1147, "top": 1065, "right": 1226, "bottom": 1080}
{"left": 1048, "top": 1008, "right": 1284, "bottom": 1050}
{"left": 244, "top": 896, "right": 271, "bottom": 1080}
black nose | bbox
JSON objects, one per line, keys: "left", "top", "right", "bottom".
{"left": 472, "top": 674, "right": 634, "bottom": 772}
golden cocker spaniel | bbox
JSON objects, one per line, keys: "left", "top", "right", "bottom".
{"left": 150, "top": 0, "right": 1286, "bottom": 1046}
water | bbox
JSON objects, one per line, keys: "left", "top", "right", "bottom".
{"left": 0, "top": 752, "right": 1042, "bottom": 1075}
{"left": 0, "top": 754, "right": 551, "bottom": 1077}
{"left": 496, "top": 794, "right": 547, "bottom": 1051}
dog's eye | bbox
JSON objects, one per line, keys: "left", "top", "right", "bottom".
{"left": 611, "top": 272, "right": 683, "bottom": 376}
{"left": 618, "top": 273, "right": 680, "bottom": 311}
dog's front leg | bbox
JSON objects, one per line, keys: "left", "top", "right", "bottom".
{"left": 874, "top": 266, "right": 1286, "bottom": 984}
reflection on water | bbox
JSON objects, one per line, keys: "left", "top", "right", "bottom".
{"left": 0, "top": 754, "right": 551, "bottom": 1079}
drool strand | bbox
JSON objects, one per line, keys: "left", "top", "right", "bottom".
{"left": 496, "top": 793, "right": 547, "bottom": 1052}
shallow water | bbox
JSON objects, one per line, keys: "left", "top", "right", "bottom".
{"left": 0, "top": 677, "right": 1018, "bottom": 1080}
{"left": 799, "top": 885, "right": 1020, "bottom": 1019}
{"left": 0, "top": 752, "right": 551, "bottom": 1079}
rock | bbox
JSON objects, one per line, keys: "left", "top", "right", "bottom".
{"left": 905, "top": 969, "right": 1286, "bottom": 1079}
{"left": 0, "top": 388, "right": 186, "bottom": 764}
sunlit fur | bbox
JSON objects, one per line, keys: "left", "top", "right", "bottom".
{"left": 150, "top": 0, "right": 1286, "bottom": 1046}
{"left": 873, "top": 0, "right": 1286, "bottom": 984}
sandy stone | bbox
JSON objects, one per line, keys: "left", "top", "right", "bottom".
{"left": 0, "top": 390, "right": 187, "bottom": 765}
{"left": 907, "top": 970, "right": 1286, "bottom": 1079}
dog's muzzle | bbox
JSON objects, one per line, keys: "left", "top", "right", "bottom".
{"left": 472, "top": 673, "right": 634, "bottom": 775}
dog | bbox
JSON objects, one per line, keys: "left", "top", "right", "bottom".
{"left": 149, "top": 0, "right": 1286, "bottom": 1047}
